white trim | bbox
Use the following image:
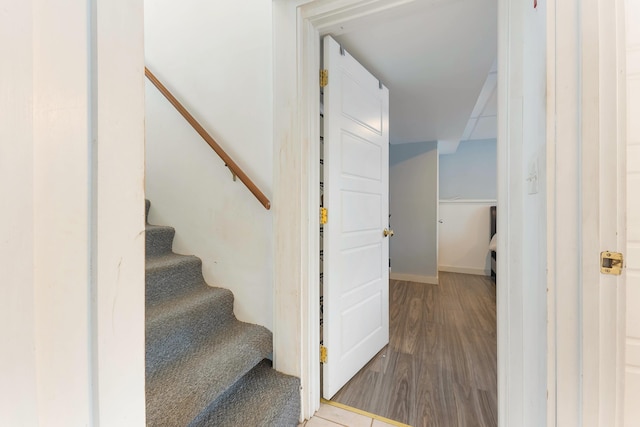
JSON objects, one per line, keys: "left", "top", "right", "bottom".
{"left": 438, "top": 266, "right": 491, "bottom": 277}
{"left": 439, "top": 199, "right": 497, "bottom": 205}
{"left": 91, "top": 0, "right": 146, "bottom": 424}
{"left": 435, "top": 141, "right": 440, "bottom": 284}
{"left": 389, "top": 273, "right": 439, "bottom": 285}
{"left": 618, "top": 0, "right": 628, "bottom": 424}
{"left": 496, "top": 0, "right": 517, "bottom": 424}
{"left": 272, "top": 1, "right": 307, "bottom": 419}
{"left": 545, "top": 0, "right": 557, "bottom": 423}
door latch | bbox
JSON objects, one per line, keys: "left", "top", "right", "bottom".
{"left": 600, "top": 251, "right": 623, "bottom": 275}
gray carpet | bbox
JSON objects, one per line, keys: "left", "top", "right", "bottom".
{"left": 145, "top": 200, "right": 300, "bottom": 426}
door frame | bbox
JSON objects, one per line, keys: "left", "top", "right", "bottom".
{"left": 272, "top": 0, "right": 537, "bottom": 421}
{"left": 273, "top": 0, "right": 626, "bottom": 424}
{"left": 546, "top": 0, "right": 627, "bottom": 424}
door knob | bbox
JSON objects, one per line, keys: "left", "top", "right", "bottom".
{"left": 383, "top": 228, "right": 394, "bottom": 237}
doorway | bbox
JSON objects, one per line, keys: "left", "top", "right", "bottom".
{"left": 318, "top": 16, "right": 497, "bottom": 424}
{"left": 272, "top": 0, "right": 546, "bottom": 423}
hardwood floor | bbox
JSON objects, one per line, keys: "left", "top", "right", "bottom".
{"left": 331, "top": 272, "right": 497, "bottom": 427}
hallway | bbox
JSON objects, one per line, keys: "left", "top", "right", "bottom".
{"left": 331, "top": 273, "right": 497, "bottom": 427}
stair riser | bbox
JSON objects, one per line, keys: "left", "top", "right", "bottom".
{"left": 146, "top": 292, "right": 235, "bottom": 374}
{"left": 146, "top": 227, "right": 175, "bottom": 257}
{"left": 146, "top": 258, "right": 205, "bottom": 305}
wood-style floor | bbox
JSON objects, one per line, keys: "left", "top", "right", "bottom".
{"left": 331, "top": 272, "right": 497, "bottom": 427}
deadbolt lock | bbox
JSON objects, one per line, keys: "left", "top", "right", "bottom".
{"left": 600, "top": 251, "right": 623, "bottom": 275}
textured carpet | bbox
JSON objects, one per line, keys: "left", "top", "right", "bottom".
{"left": 145, "top": 200, "right": 300, "bottom": 426}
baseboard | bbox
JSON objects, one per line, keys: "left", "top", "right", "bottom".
{"left": 438, "top": 265, "right": 491, "bottom": 276}
{"left": 389, "top": 272, "right": 439, "bottom": 284}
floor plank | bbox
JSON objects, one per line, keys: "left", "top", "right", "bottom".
{"left": 331, "top": 272, "right": 497, "bottom": 427}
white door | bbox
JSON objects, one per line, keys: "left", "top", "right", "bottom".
{"left": 322, "top": 35, "right": 390, "bottom": 399}
{"left": 625, "top": 1, "right": 640, "bottom": 423}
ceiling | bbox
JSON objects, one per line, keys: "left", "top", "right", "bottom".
{"left": 330, "top": 0, "right": 497, "bottom": 145}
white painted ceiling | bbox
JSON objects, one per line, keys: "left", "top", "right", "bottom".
{"left": 329, "top": 0, "right": 497, "bottom": 145}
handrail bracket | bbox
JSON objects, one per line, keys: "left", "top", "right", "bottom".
{"left": 225, "top": 164, "right": 237, "bottom": 182}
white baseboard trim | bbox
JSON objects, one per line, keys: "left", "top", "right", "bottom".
{"left": 438, "top": 265, "right": 491, "bottom": 276}
{"left": 389, "top": 272, "right": 439, "bottom": 285}
{"left": 438, "top": 199, "right": 497, "bottom": 205}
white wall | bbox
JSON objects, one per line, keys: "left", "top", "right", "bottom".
{"left": 0, "top": 2, "right": 38, "bottom": 423}
{"left": 439, "top": 138, "right": 497, "bottom": 200}
{"left": 438, "top": 201, "right": 494, "bottom": 275}
{"left": 144, "top": 1, "right": 274, "bottom": 328}
{"left": 438, "top": 139, "right": 496, "bottom": 275}
{"left": 0, "top": 0, "right": 145, "bottom": 424}
{"left": 389, "top": 142, "right": 439, "bottom": 283}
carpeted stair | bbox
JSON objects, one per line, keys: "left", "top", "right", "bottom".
{"left": 145, "top": 200, "right": 300, "bottom": 426}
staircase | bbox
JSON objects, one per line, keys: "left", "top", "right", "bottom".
{"left": 145, "top": 200, "right": 300, "bottom": 426}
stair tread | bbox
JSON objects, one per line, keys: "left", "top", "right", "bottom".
{"left": 145, "top": 223, "right": 176, "bottom": 234}
{"left": 146, "top": 320, "right": 273, "bottom": 427}
{"left": 145, "top": 252, "right": 200, "bottom": 271}
{"left": 146, "top": 284, "right": 232, "bottom": 324}
{"left": 190, "top": 360, "right": 300, "bottom": 427}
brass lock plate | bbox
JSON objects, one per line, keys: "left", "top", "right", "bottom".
{"left": 600, "top": 251, "right": 623, "bottom": 275}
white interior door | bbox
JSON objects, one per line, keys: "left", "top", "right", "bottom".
{"left": 322, "top": 35, "right": 390, "bottom": 399}
{"left": 625, "top": 0, "right": 640, "bottom": 423}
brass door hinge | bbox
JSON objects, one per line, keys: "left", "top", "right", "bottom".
{"left": 320, "top": 207, "right": 328, "bottom": 225}
{"left": 320, "top": 345, "right": 328, "bottom": 363}
{"left": 601, "top": 251, "right": 624, "bottom": 275}
{"left": 320, "top": 69, "right": 328, "bottom": 88}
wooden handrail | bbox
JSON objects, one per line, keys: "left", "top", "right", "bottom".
{"left": 145, "top": 67, "right": 271, "bottom": 210}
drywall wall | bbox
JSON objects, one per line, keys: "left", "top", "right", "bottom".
{"left": 1, "top": 0, "right": 145, "bottom": 424}
{"left": 439, "top": 138, "right": 497, "bottom": 200}
{"left": 438, "top": 139, "right": 496, "bottom": 275}
{"left": 438, "top": 201, "right": 494, "bottom": 275}
{"left": 144, "top": 0, "right": 274, "bottom": 328}
{"left": 389, "top": 141, "right": 439, "bottom": 283}
{"left": 0, "top": 2, "right": 38, "bottom": 423}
